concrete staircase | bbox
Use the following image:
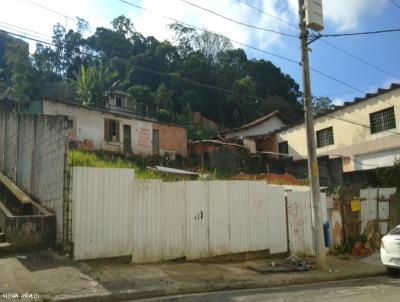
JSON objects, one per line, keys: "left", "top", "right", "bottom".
{"left": 0, "top": 229, "right": 12, "bottom": 254}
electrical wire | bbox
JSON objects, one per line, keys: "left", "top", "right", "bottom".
{"left": 178, "top": 0, "right": 400, "bottom": 38}
{"left": 320, "top": 28, "right": 400, "bottom": 38}
{"left": 318, "top": 39, "right": 400, "bottom": 81}
{"left": 389, "top": 0, "right": 400, "bottom": 9}
{"left": 0, "top": 24, "right": 52, "bottom": 42}
{"left": 12, "top": 0, "right": 395, "bottom": 103}
{"left": 117, "top": 0, "right": 397, "bottom": 106}
{"left": 236, "top": 0, "right": 298, "bottom": 30}
{"left": 3, "top": 25, "right": 400, "bottom": 138}
{"left": 175, "top": 0, "right": 298, "bottom": 37}
{"left": 0, "top": 21, "right": 52, "bottom": 39}
{"left": 16, "top": 0, "right": 78, "bottom": 22}
{"left": 234, "top": 0, "right": 400, "bottom": 81}
{"left": 117, "top": 0, "right": 300, "bottom": 64}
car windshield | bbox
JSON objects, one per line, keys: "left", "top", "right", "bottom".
{"left": 389, "top": 227, "right": 400, "bottom": 235}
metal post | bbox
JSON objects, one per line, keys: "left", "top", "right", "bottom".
{"left": 298, "top": 0, "right": 327, "bottom": 270}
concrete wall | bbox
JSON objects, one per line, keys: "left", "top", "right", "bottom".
{"left": 42, "top": 100, "right": 187, "bottom": 157}
{"left": 0, "top": 111, "right": 67, "bottom": 241}
{"left": 225, "top": 116, "right": 286, "bottom": 139}
{"left": 275, "top": 88, "right": 400, "bottom": 171}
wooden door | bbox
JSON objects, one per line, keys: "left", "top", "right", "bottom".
{"left": 123, "top": 125, "right": 131, "bottom": 153}
{"left": 152, "top": 129, "right": 160, "bottom": 156}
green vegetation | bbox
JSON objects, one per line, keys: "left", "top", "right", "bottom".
{"left": 2, "top": 15, "right": 303, "bottom": 129}
{"left": 68, "top": 149, "right": 168, "bottom": 180}
{"left": 68, "top": 150, "right": 191, "bottom": 181}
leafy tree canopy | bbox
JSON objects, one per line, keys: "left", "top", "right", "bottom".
{"left": 5, "top": 16, "right": 303, "bottom": 128}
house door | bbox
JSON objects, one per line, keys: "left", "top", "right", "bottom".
{"left": 123, "top": 125, "right": 132, "bottom": 153}
{"left": 152, "top": 129, "right": 160, "bottom": 156}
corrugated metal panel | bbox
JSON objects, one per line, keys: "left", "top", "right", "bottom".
{"left": 320, "top": 192, "right": 328, "bottom": 222}
{"left": 248, "top": 181, "right": 269, "bottom": 251}
{"left": 72, "top": 172, "right": 306, "bottom": 261}
{"left": 160, "top": 181, "right": 186, "bottom": 260}
{"left": 185, "top": 181, "right": 210, "bottom": 259}
{"left": 72, "top": 167, "right": 134, "bottom": 260}
{"left": 287, "top": 191, "right": 314, "bottom": 256}
{"left": 208, "top": 181, "right": 230, "bottom": 256}
{"left": 132, "top": 180, "right": 162, "bottom": 263}
{"left": 266, "top": 185, "right": 288, "bottom": 254}
{"left": 228, "top": 181, "right": 251, "bottom": 253}
{"left": 360, "top": 188, "right": 378, "bottom": 234}
{"left": 378, "top": 188, "right": 396, "bottom": 234}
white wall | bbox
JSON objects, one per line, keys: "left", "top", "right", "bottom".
{"left": 42, "top": 100, "right": 154, "bottom": 156}
{"left": 354, "top": 149, "right": 400, "bottom": 170}
{"left": 72, "top": 168, "right": 297, "bottom": 262}
{"left": 225, "top": 116, "right": 286, "bottom": 139}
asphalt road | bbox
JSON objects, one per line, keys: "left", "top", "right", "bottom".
{"left": 130, "top": 275, "right": 400, "bottom": 302}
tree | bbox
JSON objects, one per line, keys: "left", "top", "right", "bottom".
{"left": 75, "top": 64, "right": 117, "bottom": 107}
{"left": 128, "top": 85, "right": 155, "bottom": 114}
{"left": 313, "top": 96, "right": 333, "bottom": 114}
{"left": 193, "top": 31, "right": 233, "bottom": 61}
{"left": 5, "top": 41, "right": 31, "bottom": 107}
{"left": 155, "top": 83, "right": 172, "bottom": 111}
{"left": 168, "top": 22, "right": 196, "bottom": 58}
{"left": 225, "top": 76, "right": 257, "bottom": 127}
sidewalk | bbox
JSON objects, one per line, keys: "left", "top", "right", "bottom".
{"left": 0, "top": 251, "right": 386, "bottom": 302}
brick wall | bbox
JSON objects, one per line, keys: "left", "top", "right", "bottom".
{"left": 152, "top": 123, "right": 187, "bottom": 157}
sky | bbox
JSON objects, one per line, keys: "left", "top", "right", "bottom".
{"left": 1, "top": 0, "right": 400, "bottom": 105}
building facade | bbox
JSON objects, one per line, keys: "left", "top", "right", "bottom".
{"left": 270, "top": 84, "right": 400, "bottom": 172}
{"left": 28, "top": 99, "right": 187, "bottom": 158}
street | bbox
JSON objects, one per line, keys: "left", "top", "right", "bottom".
{"left": 130, "top": 276, "right": 400, "bottom": 302}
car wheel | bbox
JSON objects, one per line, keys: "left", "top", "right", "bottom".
{"left": 386, "top": 267, "right": 399, "bottom": 275}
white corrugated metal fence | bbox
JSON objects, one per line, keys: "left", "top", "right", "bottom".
{"left": 72, "top": 167, "right": 317, "bottom": 261}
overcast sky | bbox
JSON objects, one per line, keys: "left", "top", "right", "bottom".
{"left": 1, "top": 0, "right": 400, "bottom": 105}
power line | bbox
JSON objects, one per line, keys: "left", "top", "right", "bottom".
{"left": 318, "top": 39, "right": 400, "bottom": 81}
{"left": 0, "top": 28, "right": 303, "bottom": 113}
{"left": 236, "top": 0, "right": 298, "bottom": 30}
{"left": 0, "top": 24, "right": 52, "bottom": 42}
{"left": 311, "top": 67, "right": 400, "bottom": 110}
{"left": 118, "top": 0, "right": 400, "bottom": 111}
{"left": 0, "top": 21, "right": 52, "bottom": 39}
{"left": 175, "top": 0, "right": 298, "bottom": 37}
{"left": 3, "top": 24, "right": 400, "bottom": 138}
{"left": 117, "top": 0, "right": 300, "bottom": 64}
{"left": 320, "top": 28, "right": 400, "bottom": 38}
{"left": 390, "top": 0, "right": 400, "bottom": 9}
{"left": 233, "top": 1, "right": 400, "bottom": 81}
{"left": 16, "top": 0, "right": 78, "bottom": 22}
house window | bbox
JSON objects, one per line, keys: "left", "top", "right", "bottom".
{"left": 278, "top": 141, "right": 288, "bottom": 155}
{"left": 67, "top": 119, "right": 74, "bottom": 129}
{"left": 116, "top": 97, "right": 122, "bottom": 107}
{"left": 316, "top": 127, "right": 334, "bottom": 148}
{"left": 104, "top": 119, "right": 120, "bottom": 142}
{"left": 370, "top": 107, "right": 396, "bottom": 134}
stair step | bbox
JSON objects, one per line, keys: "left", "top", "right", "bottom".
{"left": 0, "top": 241, "right": 13, "bottom": 255}
{"left": 0, "top": 232, "right": 5, "bottom": 243}
{"left": 0, "top": 242, "right": 12, "bottom": 249}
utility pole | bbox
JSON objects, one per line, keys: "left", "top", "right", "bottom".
{"left": 298, "top": 0, "right": 327, "bottom": 270}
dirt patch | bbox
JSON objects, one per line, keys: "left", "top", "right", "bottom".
{"left": 231, "top": 172, "right": 304, "bottom": 186}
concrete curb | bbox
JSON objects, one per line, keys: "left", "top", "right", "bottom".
{"left": 50, "top": 269, "right": 387, "bottom": 302}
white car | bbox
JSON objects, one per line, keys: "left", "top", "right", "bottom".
{"left": 381, "top": 225, "right": 400, "bottom": 273}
